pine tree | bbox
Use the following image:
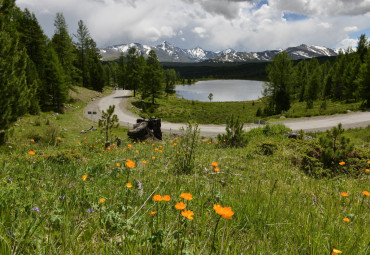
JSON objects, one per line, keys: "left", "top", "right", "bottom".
{"left": 51, "top": 12, "right": 76, "bottom": 86}
{"left": 142, "top": 50, "right": 164, "bottom": 104}
{"left": 164, "top": 69, "right": 177, "bottom": 95}
{"left": 74, "top": 20, "right": 90, "bottom": 88}
{"left": 356, "top": 34, "right": 368, "bottom": 63}
{"left": 264, "top": 52, "right": 293, "bottom": 114}
{"left": 357, "top": 52, "right": 370, "bottom": 107}
{"left": 0, "top": 0, "right": 31, "bottom": 144}
{"left": 126, "top": 47, "right": 145, "bottom": 97}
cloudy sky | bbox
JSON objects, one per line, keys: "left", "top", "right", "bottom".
{"left": 16, "top": 0, "right": 370, "bottom": 51}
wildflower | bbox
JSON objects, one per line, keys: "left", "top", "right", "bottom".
{"left": 341, "top": 192, "right": 349, "bottom": 197}
{"left": 155, "top": 148, "right": 159, "bottom": 151}
{"left": 142, "top": 141, "right": 146, "bottom": 144}
{"left": 28, "top": 151, "right": 35, "bottom": 155}
{"left": 128, "top": 144, "right": 132, "bottom": 148}
{"left": 362, "top": 191, "right": 370, "bottom": 196}
{"left": 126, "top": 159, "right": 135, "bottom": 168}
{"left": 30, "top": 138, "right": 34, "bottom": 142}
{"left": 366, "top": 169, "right": 370, "bottom": 172}
{"left": 84, "top": 137, "right": 87, "bottom": 139}
{"left": 116, "top": 163, "right": 120, "bottom": 167}
{"left": 57, "top": 137, "right": 61, "bottom": 140}
{"left": 136, "top": 150, "right": 139, "bottom": 153}
{"left": 175, "top": 202, "right": 186, "bottom": 210}
{"left": 31, "top": 206, "right": 40, "bottom": 212}
{"left": 152, "top": 156, "right": 156, "bottom": 159}
{"left": 143, "top": 160, "right": 147, "bottom": 164}
{"left": 78, "top": 142, "right": 81, "bottom": 145}
{"left": 159, "top": 150, "right": 163, "bottom": 153}
{"left": 339, "top": 161, "right": 345, "bottom": 166}
{"left": 343, "top": 217, "right": 350, "bottom": 222}
{"left": 98, "top": 198, "right": 106, "bottom": 204}
{"left": 368, "top": 160, "right": 370, "bottom": 164}
{"left": 81, "top": 174, "right": 88, "bottom": 181}
{"left": 163, "top": 195, "right": 171, "bottom": 202}
{"left": 213, "top": 204, "right": 234, "bottom": 220}
{"left": 8, "top": 177, "right": 13, "bottom": 182}
{"left": 331, "top": 247, "right": 342, "bottom": 254}
{"left": 126, "top": 183, "right": 133, "bottom": 188}
{"left": 180, "top": 193, "right": 193, "bottom": 201}
{"left": 153, "top": 194, "right": 162, "bottom": 202}
{"left": 150, "top": 211, "right": 156, "bottom": 216}
{"left": 181, "top": 209, "right": 194, "bottom": 220}
{"left": 173, "top": 143, "right": 177, "bottom": 146}
{"left": 59, "top": 195, "right": 66, "bottom": 201}
{"left": 87, "top": 208, "right": 94, "bottom": 214}
{"left": 211, "top": 162, "right": 218, "bottom": 167}
{"left": 214, "top": 167, "right": 220, "bottom": 172}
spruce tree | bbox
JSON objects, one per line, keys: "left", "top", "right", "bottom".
{"left": 357, "top": 34, "right": 368, "bottom": 63}
{"left": 142, "top": 50, "right": 164, "bottom": 104}
{"left": 74, "top": 20, "right": 90, "bottom": 88}
{"left": 357, "top": 52, "right": 370, "bottom": 107}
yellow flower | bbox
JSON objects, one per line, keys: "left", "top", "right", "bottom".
{"left": 142, "top": 142, "right": 146, "bottom": 144}
{"left": 163, "top": 195, "right": 171, "bottom": 202}
{"left": 126, "top": 159, "right": 135, "bottom": 168}
{"left": 213, "top": 204, "right": 234, "bottom": 220}
{"left": 181, "top": 209, "right": 194, "bottom": 220}
{"left": 343, "top": 217, "right": 350, "bottom": 222}
{"left": 341, "top": 192, "right": 349, "bottom": 197}
{"left": 211, "top": 162, "right": 218, "bottom": 167}
{"left": 363, "top": 190, "right": 370, "bottom": 196}
{"left": 81, "top": 174, "right": 88, "bottom": 181}
{"left": 152, "top": 156, "right": 156, "bottom": 160}
{"left": 150, "top": 211, "right": 156, "bottom": 216}
{"left": 57, "top": 137, "right": 61, "bottom": 140}
{"left": 214, "top": 167, "right": 220, "bottom": 172}
{"left": 116, "top": 163, "right": 120, "bottom": 167}
{"left": 339, "top": 161, "right": 345, "bottom": 166}
{"left": 366, "top": 169, "right": 370, "bottom": 172}
{"left": 175, "top": 201, "right": 186, "bottom": 210}
{"left": 98, "top": 198, "right": 106, "bottom": 204}
{"left": 28, "top": 151, "right": 35, "bottom": 155}
{"left": 180, "top": 193, "right": 193, "bottom": 201}
{"left": 331, "top": 248, "right": 342, "bottom": 254}
{"left": 153, "top": 194, "right": 162, "bottom": 202}
{"left": 126, "top": 183, "right": 133, "bottom": 188}
{"left": 368, "top": 160, "right": 370, "bottom": 164}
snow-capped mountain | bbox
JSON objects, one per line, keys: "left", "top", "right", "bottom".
{"left": 100, "top": 41, "right": 337, "bottom": 62}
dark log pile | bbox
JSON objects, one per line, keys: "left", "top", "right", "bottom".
{"left": 127, "top": 117, "right": 162, "bottom": 141}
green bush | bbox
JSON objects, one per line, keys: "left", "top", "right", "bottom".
{"left": 217, "top": 115, "right": 248, "bottom": 148}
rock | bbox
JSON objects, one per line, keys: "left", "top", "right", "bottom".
{"left": 128, "top": 117, "right": 162, "bottom": 141}
{"left": 347, "top": 110, "right": 351, "bottom": 113}
{"left": 81, "top": 130, "right": 87, "bottom": 134}
{"left": 280, "top": 116, "right": 286, "bottom": 119}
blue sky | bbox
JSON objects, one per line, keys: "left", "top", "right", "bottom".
{"left": 17, "top": 0, "right": 370, "bottom": 51}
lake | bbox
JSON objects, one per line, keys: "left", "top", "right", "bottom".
{"left": 175, "top": 80, "right": 265, "bottom": 102}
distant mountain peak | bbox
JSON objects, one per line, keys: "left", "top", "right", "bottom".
{"left": 100, "top": 42, "right": 337, "bottom": 62}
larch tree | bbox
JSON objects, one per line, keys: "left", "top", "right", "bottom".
{"left": 142, "top": 50, "right": 164, "bottom": 104}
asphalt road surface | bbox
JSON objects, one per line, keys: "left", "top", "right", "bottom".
{"left": 84, "top": 89, "right": 370, "bottom": 136}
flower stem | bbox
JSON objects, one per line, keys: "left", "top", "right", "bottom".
{"left": 210, "top": 215, "right": 221, "bottom": 254}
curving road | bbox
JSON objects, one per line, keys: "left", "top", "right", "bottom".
{"left": 84, "top": 89, "right": 370, "bottom": 136}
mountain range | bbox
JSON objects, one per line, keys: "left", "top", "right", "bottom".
{"left": 100, "top": 41, "right": 338, "bottom": 63}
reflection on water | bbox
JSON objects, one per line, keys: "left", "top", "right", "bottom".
{"left": 175, "top": 80, "right": 265, "bottom": 102}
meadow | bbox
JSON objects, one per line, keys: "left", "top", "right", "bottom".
{"left": 0, "top": 87, "right": 369, "bottom": 254}
{"left": 132, "top": 94, "right": 362, "bottom": 124}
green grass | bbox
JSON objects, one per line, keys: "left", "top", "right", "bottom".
{"left": 0, "top": 88, "right": 369, "bottom": 254}
{"left": 131, "top": 94, "right": 362, "bottom": 124}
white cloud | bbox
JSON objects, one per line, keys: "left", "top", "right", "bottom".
{"left": 16, "top": 0, "right": 370, "bottom": 52}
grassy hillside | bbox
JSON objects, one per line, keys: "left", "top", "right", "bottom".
{"left": 0, "top": 88, "right": 369, "bottom": 254}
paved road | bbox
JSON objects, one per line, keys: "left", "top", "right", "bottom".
{"left": 84, "top": 89, "right": 370, "bottom": 136}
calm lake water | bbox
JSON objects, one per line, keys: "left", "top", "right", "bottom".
{"left": 175, "top": 80, "right": 265, "bottom": 102}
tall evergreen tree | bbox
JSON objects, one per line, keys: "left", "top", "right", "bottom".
{"left": 74, "top": 20, "right": 90, "bottom": 88}
{"left": 264, "top": 52, "right": 293, "bottom": 114}
{"left": 142, "top": 50, "right": 164, "bottom": 104}
{"left": 357, "top": 34, "right": 368, "bottom": 63}
{"left": 51, "top": 12, "right": 76, "bottom": 86}
{"left": 126, "top": 47, "right": 144, "bottom": 97}
{"left": 0, "top": 0, "right": 31, "bottom": 144}
{"left": 357, "top": 52, "right": 370, "bottom": 107}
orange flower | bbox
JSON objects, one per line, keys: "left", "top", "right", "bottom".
{"left": 341, "top": 192, "right": 349, "bottom": 197}
{"left": 57, "top": 137, "right": 61, "bottom": 140}
{"left": 142, "top": 160, "right": 147, "bottom": 164}
{"left": 173, "top": 143, "right": 177, "bottom": 146}
{"left": 181, "top": 209, "right": 194, "bottom": 220}
{"left": 84, "top": 137, "right": 87, "bottom": 139}
{"left": 81, "top": 174, "right": 88, "bottom": 181}
{"left": 343, "top": 217, "right": 350, "bottom": 222}
{"left": 175, "top": 201, "right": 186, "bottom": 210}
{"left": 126, "top": 183, "right": 133, "bottom": 188}
{"left": 126, "top": 159, "right": 135, "bottom": 168}
{"left": 163, "top": 195, "right": 171, "bottom": 202}
{"left": 159, "top": 150, "right": 163, "bottom": 153}
{"left": 211, "top": 162, "right": 218, "bottom": 167}
{"left": 30, "top": 138, "right": 34, "bottom": 142}
{"left": 116, "top": 163, "right": 120, "bottom": 167}
{"left": 142, "top": 142, "right": 146, "bottom": 144}
{"left": 214, "top": 167, "right": 220, "bottom": 172}
{"left": 155, "top": 148, "right": 159, "bottom": 151}
{"left": 128, "top": 144, "right": 132, "bottom": 148}
{"left": 213, "top": 204, "right": 234, "bottom": 220}
{"left": 152, "top": 156, "right": 156, "bottom": 160}
{"left": 368, "top": 160, "right": 370, "bottom": 164}
{"left": 28, "top": 151, "right": 35, "bottom": 155}
{"left": 339, "top": 161, "right": 345, "bottom": 166}
{"left": 362, "top": 191, "right": 370, "bottom": 196}
{"left": 136, "top": 150, "right": 139, "bottom": 154}
{"left": 331, "top": 247, "right": 342, "bottom": 254}
{"left": 366, "top": 169, "right": 370, "bottom": 172}
{"left": 98, "top": 198, "right": 106, "bottom": 204}
{"left": 180, "top": 193, "right": 193, "bottom": 201}
{"left": 153, "top": 194, "right": 162, "bottom": 202}
{"left": 150, "top": 211, "right": 156, "bottom": 216}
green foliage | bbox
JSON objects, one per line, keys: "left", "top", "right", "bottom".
{"left": 174, "top": 122, "right": 200, "bottom": 174}
{"left": 126, "top": 47, "right": 145, "bottom": 97}
{"left": 141, "top": 50, "right": 164, "bottom": 104}
{"left": 319, "top": 123, "right": 354, "bottom": 168}
{"left": 164, "top": 69, "right": 178, "bottom": 95}
{"left": 217, "top": 115, "right": 248, "bottom": 148}
{"left": 98, "top": 105, "right": 119, "bottom": 142}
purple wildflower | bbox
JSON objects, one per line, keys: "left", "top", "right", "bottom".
{"left": 87, "top": 208, "right": 94, "bottom": 214}
{"left": 59, "top": 195, "right": 66, "bottom": 200}
{"left": 8, "top": 178, "right": 13, "bottom": 182}
{"left": 31, "top": 206, "right": 40, "bottom": 212}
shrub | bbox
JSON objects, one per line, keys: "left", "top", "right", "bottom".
{"left": 217, "top": 115, "right": 248, "bottom": 148}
